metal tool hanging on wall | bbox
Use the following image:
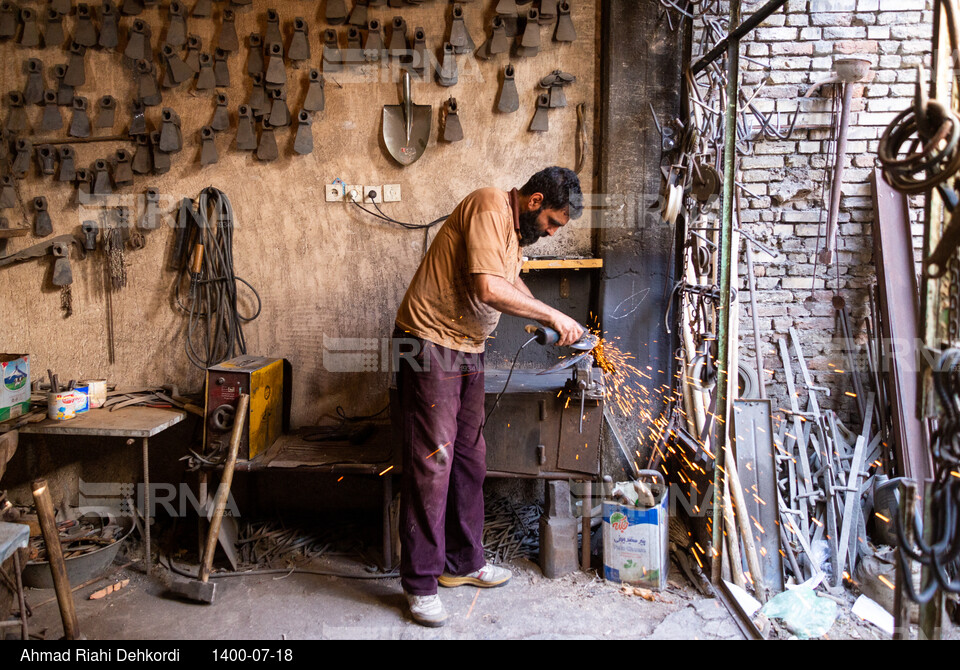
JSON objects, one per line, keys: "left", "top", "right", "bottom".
{"left": 235, "top": 105, "right": 256, "bottom": 151}
{"left": 196, "top": 53, "right": 216, "bottom": 90}
{"left": 442, "top": 98, "right": 463, "bottom": 143}
{"left": 437, "top": 42, "right": 458, "bottom": 86}
{"left": 477, "top": 15, "right": 509, "bottom": 60}
{"left": 36, "top": 145, "right": 57, "bottom": 176}
{"left": 41, "top": 89, "right": 63, "bottom": 131}
{"left": 132, "top": 135, "right": 153, "bottom": 174}
{"left": 217, "top": 8, "right": 238, "bottom": 52}
{"left": 6, "top": 91, "right": 27, "bottom": 134}
{"left": 162, "top": 44, "right": 194, "bottom": 87}
{"left": 383, "top": 70, "right": 431, "bottom": 166}
{"left": 139, "top": 188, "right": 164, "bottom": 230}
{"left": 288, "top": 17, "right": 310, "bottom": 62}
{"left": 23, "top": 58, "right": 44, "bottom": 105}
{"left": 412, "top": 26, "right": 428, "bottom": 77}
{"left": 327, "top": 0, "right": 348, "bottom": 25}
{"left": 213, "top": 48, "right": 230, "bottom": 88}
{"left": 303, "top": 69, "right": 325, "bottom": 112}
{"left": 323, "top": 29, "right": 342, "bottom": 72}
{"left": 33, "top": 196, "right": 52, "bottom": 237}
{"left": 74, "top": 2, "right": 99, "bottom": 47}
{"left": 497, "top": 64, "right": 519, "bottom": 113}
{"left": 211, "top": 93, "right": 229, "bottom": 132}
{"left": 449, "top": 3, "right": 474, "bottom": 54}
{"left": 19, "top": 7, "right": 40, "bottom": 48}
{"left": 99, "top": 1, "right": 119, "bottom": 49}
{"left": 200, "top": 126, "right": 218, "bottom": 166}
{"left": 517, "top": 8, "right": 540, "bottom": 57}
{"left": 257, "top": 119, "right": 278, "bottom": 161}
{"left": 0, "top": 235, "right": 84, "bottom": 289}
{"left": 529, "top": 93, "right": 550, "bottom": 132}
{"left": 159, "top": 108, "right": 183, "bottom": 153}
{"left": 44, "top": 8, "right": 66, "bottom": 48}
{"left": 293, "top": 110, "right": 313, "bottom": 155}
{"left": 97, "top": 95, "right": 117, "bottom": 129}
{"left": 69, "top": 96, "right": 90, "bottom": 138}
{"left": 58, "top": 146, "right": 75, "bottom": 182}
{"left": 555, "top": 1, "right": 576, "bottom": 42}
{"left": 540, "top": 70, "right": 575, "bottom": 108}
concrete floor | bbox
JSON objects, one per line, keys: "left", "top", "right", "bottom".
{"left": 18, "top": 547, "right": 941, "bottom": 641}
{"left": 12, "top": 516, "right": 954, "bottom": 641}
{"left": 22, "top": 555, "right": 746, "bottom": 641}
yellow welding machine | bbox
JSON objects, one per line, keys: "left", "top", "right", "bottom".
{"left": 204, "top": 355, "right": 289, "bottom": 460}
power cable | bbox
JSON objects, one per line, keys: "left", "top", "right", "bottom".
{"left": 174, "top": 187, "right": 262, "bottom": 370}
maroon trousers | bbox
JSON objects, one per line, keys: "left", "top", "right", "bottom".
{"left": 395, "top": 333, "right": 487, "bottom": 596}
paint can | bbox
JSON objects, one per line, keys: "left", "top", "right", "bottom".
{"left": 82, "top": 379, "right": 107, "bottom": 409}
{"left": 73, "top": 386, "right": 89, "bottom": 414}
{"left": 48, "top": 391, "right": 79, "bottom": 421}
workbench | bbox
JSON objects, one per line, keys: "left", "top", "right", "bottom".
{"left": 17, "top": 407, "right": 187, "bottom": 575}
{"left": 231, "top": 426, "right": 398, "bottom": 569}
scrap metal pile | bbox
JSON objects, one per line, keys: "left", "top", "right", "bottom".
{"left": 653, "top": 0, "right": 915, "bottom": 624}
{"left": 24, "top": 513, "right": 124, "bottom": 562}
{"left": 481, "top": 495, "right": 541, "bottom": 564}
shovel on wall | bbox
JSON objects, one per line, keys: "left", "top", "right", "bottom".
{"left": 382, "top": 70, "right": 430, "bottom": 166}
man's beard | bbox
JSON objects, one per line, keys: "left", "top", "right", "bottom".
{"left": 518, "top": 208, "right": 545, "bottom": 247}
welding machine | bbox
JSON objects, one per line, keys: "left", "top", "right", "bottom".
{"left": 204, "top": 356, "right": 290, "bottom": 460}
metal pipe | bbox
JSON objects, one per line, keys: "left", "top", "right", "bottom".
{"left": 711, "top": 0, "right": 740, "bottom": 584}
{"left": 744, "top": 240, "right": 766, "bottom": 399}
{"left": 691, "top": 0, "right": 789, "bottom": 75}
{"left": 581, "top": 479, "right": 592, "bottom": 572}
{"left": 821, "top": 81, "right": 854, "bottom": 265}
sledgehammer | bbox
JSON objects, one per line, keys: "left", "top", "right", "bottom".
{"left": 169, "top": 393, "right": 249, "bottom": 604}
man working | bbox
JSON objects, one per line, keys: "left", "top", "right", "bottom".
{"left": 393, "top": 166, "right": 585, "bottom": 627}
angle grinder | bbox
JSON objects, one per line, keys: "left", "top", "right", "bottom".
{"left": 524, "top": 324, "right": 598, "bottom": 351}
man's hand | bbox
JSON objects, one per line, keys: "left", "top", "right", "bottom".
{"left": 548, "top": 313, "right": 584, "bottom": 347}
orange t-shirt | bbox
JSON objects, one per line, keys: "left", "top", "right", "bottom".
{"left": 395, "top": 187, "right": 523, "bottom": 353}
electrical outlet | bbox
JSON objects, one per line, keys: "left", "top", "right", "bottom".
{"left": 363, "top": 185, "right": 382, "bottom": 204}
{"left": 383, "top": 184, "right": 401, "bottom": 202}
{"left": 344, "top": 185, "right": 362, "bottom": 202}
{"left": 325, "top": 183, "right": 343, "bottom": 202}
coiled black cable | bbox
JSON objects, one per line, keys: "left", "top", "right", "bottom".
{"left": 895, "top": 348, "right": 960, "bottom": 602}
{"left": 174, "top": 187, "right": 262, "bottom": 370}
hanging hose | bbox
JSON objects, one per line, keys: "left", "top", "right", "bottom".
{"left": 174, "top": 187, "right": 262, "bottom": 370}
{"left": 895, "top": 348, "right": 960, "bottom": 602}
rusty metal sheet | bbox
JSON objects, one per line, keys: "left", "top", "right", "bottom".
{"left": 870, "top": 168, "right": 932, "bottom": 484}
{"left": 482, "top": 394, "right": 548, "bottom": 476}
{"left": 732, "top": 398, "right": 784, "bottom": 594}
{"left": 556, "top": 398, "right": 601, "bottom": 475}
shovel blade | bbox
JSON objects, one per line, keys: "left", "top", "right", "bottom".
{"left": 382, "top": 104, "right": 430, "bottom": 166}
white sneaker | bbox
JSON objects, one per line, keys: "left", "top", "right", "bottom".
{"left": 406, "top": 593, "right": 448, "bottom": 627}
{"left": 438, "top": 563, "right": 512, "bottom": 588}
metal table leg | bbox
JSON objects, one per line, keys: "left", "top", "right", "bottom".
{"left": 581, "top": 479, "right": 592, "bottom": 571}
{"left": 142, "top": 436, "right": 152, "bottom": 574}
{"left": 382, "top": 474, "right": 393, "bottom": 571}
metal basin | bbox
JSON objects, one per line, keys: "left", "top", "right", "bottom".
{"left": 22, "top": 509, "right": 134, "bottom": 589}
{"left": 834, "top": 57, "right": 871, "bottom": 83}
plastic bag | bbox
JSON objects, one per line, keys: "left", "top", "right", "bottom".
{"left": 760, "top": 586, "right": 837, "bottom": 639}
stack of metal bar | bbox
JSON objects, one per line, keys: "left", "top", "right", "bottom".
{"left": 774, "top": 326, "right": 883, "bottom": 588}
{"left": 482, "top": 495, "right": 541, "bottom": 564}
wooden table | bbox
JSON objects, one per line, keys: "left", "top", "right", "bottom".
{"left": 18, "top": 407, "right": 187, "bottom": 574}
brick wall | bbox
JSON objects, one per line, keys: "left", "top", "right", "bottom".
{"left": 690, "top": 0, "right": 931, "bottom": 430}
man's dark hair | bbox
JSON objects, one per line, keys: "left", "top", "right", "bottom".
{"left": 519, "top": 167, "right": 584, "bottom": 220}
